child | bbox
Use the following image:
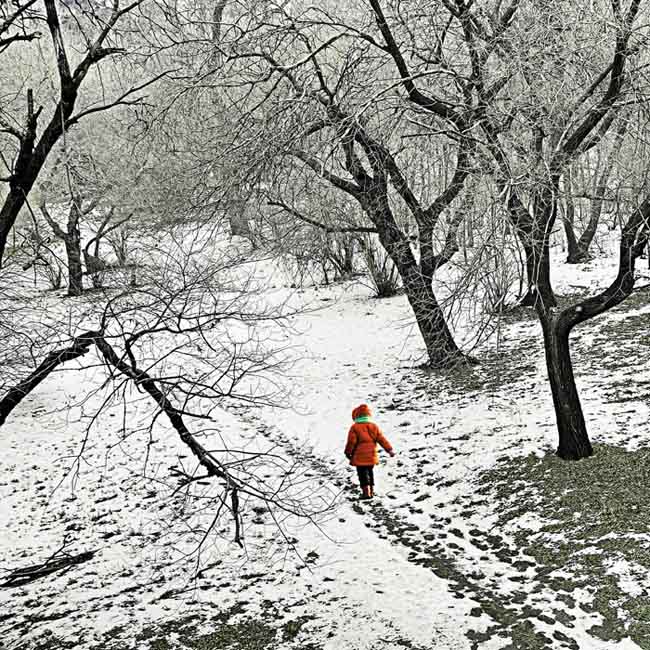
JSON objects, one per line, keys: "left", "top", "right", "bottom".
{"left": 344, "top": 403, "right": 395, "bottom": 500}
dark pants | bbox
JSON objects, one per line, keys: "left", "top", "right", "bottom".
{"left": 356, "top": 466, "right": 375, "bottom": 488}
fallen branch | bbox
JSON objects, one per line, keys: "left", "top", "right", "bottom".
{"left": 0, "top": 331, "right": 327, "bottom": 551}
{"left": 1, "top": 549, "right": 95, "bottom": 588}
{"left": 95, "top": 335, "right": 245, "bottom": 546}
{"left": 0, "top": 330, "right": 100, "bottom": 426}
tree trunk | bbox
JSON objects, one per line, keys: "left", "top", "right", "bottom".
{"left": 84, "top": 252, "right": 106, "bottom": 289}
{"left": 370, "top": 203, "right": 465, "bottom": 367}
{"left": 567, "top": 117, "right": 627, "bottom": 263}
{"left": 507, "top": 190, "right": 558, "bottom": 308}
{"left": 401, "top": 264, "right": 464, "bottom": 368}
{"left": 342, "top": 238, "right": 355, "bottom": 276}
{"left": 65, "top": 230, "right": 83, "bottom": 296}
{"left": 0, "top": 190, "right": 26, "bottom": 265}
{"left": 0, "top": 90, "right": 80, "bottom": 266}
{"left": 566, "top": 242, "right": 590, "bottom": 264}
{"left": 541, "top": 315, "right": 593, "bottom": 460}
{"left": 519, "top": 245, "right": 556, "bottom": 307}
{"left": 572, "top": 161, "right": 615, "bottom": 262}
{"left": 229, "top": 211, "right": 252, "bottom": 238}
{"left": 562, "top": 170, "right": 587, "bottom": 262}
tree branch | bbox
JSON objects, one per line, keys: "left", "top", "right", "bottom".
{"left": 558, "top": 0, "right": 640, "bottom": 157}
{"left": 292, "top": 150, "right": 362, "bottom": 197}
{"left": 367, "top": 0, "right": 464, "bottom": 127}
{"left": 39, "top": 202, "right": 67, "bottom": 241}
{"left": 0, "top": 0, "right": 40, "bottom": 50}
{"left": 562, "top": 196, "right": 650, "bottom": 329}
{"left": 268, "top": 200, "right": 377, "bottom": 234}
{"left": 44, "top": 0, "right": 72, "bottom": 88}
{"left": 0, "top": 331, "right": 99, "bottom": 427}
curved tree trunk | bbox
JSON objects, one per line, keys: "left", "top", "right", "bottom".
{"left": 381, "top": 227, "right": 464, "bottom": 368}
{"left": 402, "top": 265, "right": 463, "bottom": 367}
{"left": 540, "top": 315, "right": 593, "bottom": 460}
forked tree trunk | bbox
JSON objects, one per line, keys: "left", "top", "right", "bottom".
{"left": 519, "top": 244, "right": 556, "bottom": 308}
{"left": 541, "top": 315, "right": 593, "bottom": 460}
{"left": 41, "top": 201, "right": 84, "bottom": 296}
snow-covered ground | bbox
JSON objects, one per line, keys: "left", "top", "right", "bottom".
{"left": 1, "top": 236, "right": 649, "bottom": 650}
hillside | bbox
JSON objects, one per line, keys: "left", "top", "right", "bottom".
{"left": 2, "top": 247, "right": 649, "bottom": 650}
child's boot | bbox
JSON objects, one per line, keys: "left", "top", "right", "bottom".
{"left": 368, "top": 486, "right": 374, "bottom": 498}
{"left": 360, "top": 485, "right": 371, "bottom": 500}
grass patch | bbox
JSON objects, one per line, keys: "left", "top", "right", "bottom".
{"left": 478, "top": 443, "right": 650, "bottom": 647}
{"left": 440, "top": 339, "right": 540, "bottom": 396}
{"left": 395, "top": 333, "right": 541, "bottom": 399}
{"left": 582, "top": 312, "right": 650, "bottom": 370}
{"left": 130, "top": 608, "right": 317, "bottom": 650}
{"left": 19, "top": 607, "right": 319, "bottom": 650}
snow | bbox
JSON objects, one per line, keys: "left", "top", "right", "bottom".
{"left": 1, "top": 235, "right": 649, "bottom": 649}
{"left": 605, "top": 558, "right": 650, "bottom": 599}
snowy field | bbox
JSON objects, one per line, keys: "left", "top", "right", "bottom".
{"left": 1, "top": 236, "right": 650, "bottom": 650}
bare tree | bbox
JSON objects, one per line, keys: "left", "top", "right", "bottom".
{"left": 562, "top": 114, "right": 630, "bottom": 263}
{"left": 0, "top": 0, "right": 40, "bottom": 52}
{"left": 0, "top": 0, "right": 164, "bottom": 266}
{"left": 373, "top": 0, "right": 650, "bottom": 458}
{"left": 40, "top": 193, "right": 88, "bottom": 295}
{"left": 214, "top": 2, "right": 478, "bottom": 367}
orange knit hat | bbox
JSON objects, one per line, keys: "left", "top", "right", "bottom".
{"left": 353, "top": 404, "right": 371, "bottom": 420}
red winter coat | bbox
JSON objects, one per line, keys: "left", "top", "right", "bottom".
{"left": 344, "top": 421, "right": 393, "bottom": 466}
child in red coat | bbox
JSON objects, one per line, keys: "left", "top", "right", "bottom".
{"left": 344, "top": 403, "right": 394, "bottom": 499}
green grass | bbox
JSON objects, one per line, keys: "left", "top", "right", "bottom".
{"left": 478, "top": 444, "right": 650, "bottom": 647}
{"left": 129, "top": 607, "right": 317, "bottom": 650}
{"left": 19, "top": 607, "right": 319, "bottom": 650}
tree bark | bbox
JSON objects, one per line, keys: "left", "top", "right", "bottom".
{"left": 402, "top": 265, "right": 464, "bottom": 367}
{"left": 65, "top": 235, "right": 83, "bottom": 296}
{"left": 571, "top": 160, "right": 615, "bottom": 262}
{"left": 505, "top": 190, "right": 558, "bottom": 308}
{"left": 0, "top": 331, "right": 98, "bottom": 426}
{"left": 562, "top": 170, "right": 584, "bottom": 262}
{"left": 518, "top": 242, "right": 555, "bottom": 308}
{"left": 566, "top": 117, "right": 628, "bottom": 263}
{"left": 41, "top": 201, "right": 84, "bottom": 296}
{"left": 376, "top": 216, "right": 465, "bottom": 367}
{"left": 65, "top": 200, "right": 83, "bottom": 295}
{"left": 540, "top": 315, "right": 593, "bottom": 460}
